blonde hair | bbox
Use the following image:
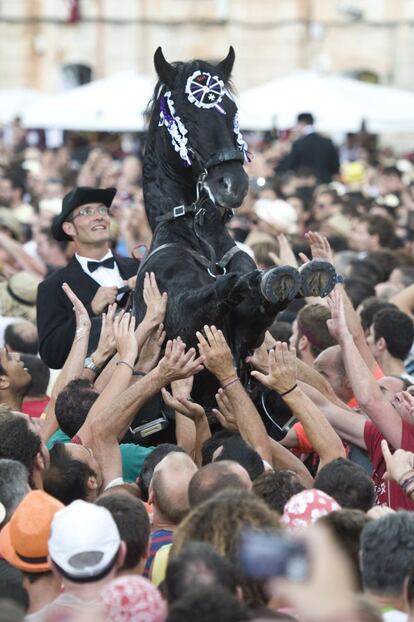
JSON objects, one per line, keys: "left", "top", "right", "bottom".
{"left": 171, "top": 489, "right": 280, "bottom": 607}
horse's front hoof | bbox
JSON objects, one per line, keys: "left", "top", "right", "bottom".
{"left": 260, "top": 266, "right": 302, "bottom": 304}
{"left": 299, "top": 260, "right": 337, "bottom": 298}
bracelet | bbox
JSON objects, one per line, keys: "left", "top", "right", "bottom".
{"left": 222, "top": 377, "right": 240, "bottom": 390}
{"left": 132, "top": 370, "right": 146, "bottom": 376}
{"left": 398, "top": 470, "right": 414, "bottom": 486}
{"left": 279, "top": 384, "right": 298, "bottom": 397}
{"left": 400, "top": 474, "right": 414, "bottom": 492}
{"left": 116, "top": 360, "right": 134, "bottom": 372}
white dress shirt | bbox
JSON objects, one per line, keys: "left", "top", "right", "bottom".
{"left": 75, "top": 250, "right": 124, "bottom": 290}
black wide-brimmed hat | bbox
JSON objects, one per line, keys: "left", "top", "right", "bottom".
{"left": 51, "top": 186, "right": 117, "bottom": 242}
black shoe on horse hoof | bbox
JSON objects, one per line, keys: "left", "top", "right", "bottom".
{"left": 299, "top": 260, "right": 337, "bottom": 298}
{"left": 260, "top": 266, "right": 302, "bottom": 304}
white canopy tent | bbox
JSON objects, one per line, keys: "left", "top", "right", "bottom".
{"left": 22, "top": 71, "right": 155, "bottom": 132}
{"left": 238, "top": 71, "right": 414, "bottom": 133}
{"left": 0, "top": 89, "right": 45, "bottom": 124}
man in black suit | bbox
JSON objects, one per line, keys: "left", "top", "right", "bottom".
{"left": 278, "top": 112, "right": 340, "bottom": 184}
{"left": 37, "top": 187, "right": 139, "bottom": 369}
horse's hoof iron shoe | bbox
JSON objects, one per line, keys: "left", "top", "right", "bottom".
{"left": 299, "top": 260, "right": 337, "bottom": 298}
{"left": 260, "top": 266, "right": 302, "bottom": 304}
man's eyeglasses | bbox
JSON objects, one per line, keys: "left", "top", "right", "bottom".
{"left": 71, "top": 206, "right": 110, "bottom": 219}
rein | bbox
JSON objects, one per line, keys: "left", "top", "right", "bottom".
{"left": 138, "top": 174, "right": 241, "bottom": 281}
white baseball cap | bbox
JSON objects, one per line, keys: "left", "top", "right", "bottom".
{"left": 48, "top": 500, "right": 121, "bottom": 581}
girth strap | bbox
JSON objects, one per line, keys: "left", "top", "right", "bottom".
{"left": 137, "top": 242, "right": 242, "bottom": 279}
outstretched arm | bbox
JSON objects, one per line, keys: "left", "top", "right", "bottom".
{"left": 79, "top": 311, "right": 139, "bottom": 442}
{"left": 162, "top": 383, "right": 210, "bottom": 466}
{"left": 213, "top": 385, "right": 313, "bottom": 485}
{"left": 327, "top": 288, "right": 402, "bottom": 448}
{"left": 268, "top": 438, "right": 314, "bottom": 487}
{"left": 247, "top": 329, "right": 347, "bottom": 409}
{"left": 252, "top": 343, "right": 346, "bottom": 468}
{"left": 198, "top": 325, "right": 272, "bottom": 465}
{"left": 299, "top": 381, "right": 367, "bottom": 449}
{"left": 304, "top": 231, "right": 377, "bottom": 372}
{"left": 40, "top": 283, "right": 91, "bottom": 443}
{"left": 83, "top": 339, "right": 204, "bottom": 487}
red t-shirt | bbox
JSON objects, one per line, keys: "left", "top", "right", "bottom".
{"left": 292, "top": 363, "right": 385, "bottom": 454}
{"left": 21, "top": 397, "right": 50, "bottom": 418}
{"left": 364, "top": 419, "right": 414, "bottom": 510}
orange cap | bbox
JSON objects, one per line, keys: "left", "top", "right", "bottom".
{"left": 0, "top": 490, "right": 63, "bottom": 572}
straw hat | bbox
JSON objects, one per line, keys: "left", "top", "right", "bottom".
{"left": 0, "top": 271, "right": 41, "bottom": 323}
{"left": 0, "top": 208, "right": 22, "bottom": 240}
{"left": 0, "top": 490, "right": 63, "bottom": 573}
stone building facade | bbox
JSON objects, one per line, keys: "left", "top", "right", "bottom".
{"left": 1, "top": 0, "right": 414, "bottom": 92}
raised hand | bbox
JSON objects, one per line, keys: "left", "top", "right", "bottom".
{"left": 251, "top": 341, "right": 297, "bottom": 395}
{"left": 269, "top": 233, "right": 298, "bottom": 268}
{"left": 395, "top": 390, "right": 414, "bottom": 423}
{"left": 135, "top": 322, "right": 166, "bottom": 374}
{"left": 114, "top": 312, "right": 138, "bottom": 365}
{"left": 94, "top": 302, "right": 117, "bottom": 361}
{"left": 157, "top": 339, "right": 204, "bottom": 384}
{"left": 268, "top": 524, "right": 357, "bottom": 622}
{"left": 124, "top": 275, "right": 137, "bottom": 291}
{"left": 196, "top": 325, "right": 235, "bottom": 383}
{"left": 171, "top": 374, "right": 194, "bottom": 400}
{"left": 90, "top": 285, "right": 119, "bottom": 315}
{"left": 143, "top": 272, "right": 168, "bottom": 328}
{"left": 326, "top": 288, "right": 350, "bottom": 342}
{"left": 161, "top": 386, "right": 205, "bottom": 421}
{"left": 300, "top": 231, "right": 335, "bottom": 265}
{"left": 62, "top": 282, "right": 91, "bottom": 337}
{"left": 245, "top": 332, "right": 275, "bottom": 372}
{"left": 212, "top": 388, "right": 238, "bottom": 431}
{"left": 382, "top": 439, "right": 414, "bottom": 484}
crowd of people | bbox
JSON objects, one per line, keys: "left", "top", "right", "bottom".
{"left": 1, "top": 113, "right": 414, "bottom": 622}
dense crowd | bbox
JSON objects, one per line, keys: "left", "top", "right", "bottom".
{"left": 1, "top": 115, "right": 414, "bottom": 622}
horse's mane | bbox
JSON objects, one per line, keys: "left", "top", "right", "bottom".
{"left": 145, "top": 59, "right": 236, "bottom": 123}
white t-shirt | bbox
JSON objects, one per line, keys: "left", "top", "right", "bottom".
{"left": 383, "top": 609, "right": 408, "bottom": 622}
{"left": 25, "top": 593, "right": 100, "bottom": 622}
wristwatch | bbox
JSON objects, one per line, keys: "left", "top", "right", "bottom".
{"left": 84, "top": 356, "right": 101, "bottom": 374}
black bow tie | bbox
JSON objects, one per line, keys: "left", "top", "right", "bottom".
{"left": 87, "top": 257, "right": 115, "bottom": 273}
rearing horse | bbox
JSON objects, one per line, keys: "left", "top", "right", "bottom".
{"left": 134, "top": 47, "right": 337, "bottom": 408}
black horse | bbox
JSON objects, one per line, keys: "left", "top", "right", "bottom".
{"left": 134, "top": 47, "right": 336, "bottom": 408}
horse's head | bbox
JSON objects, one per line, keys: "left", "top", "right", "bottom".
{"left": 153, "top": 47, "right": 249, "bottom": 210}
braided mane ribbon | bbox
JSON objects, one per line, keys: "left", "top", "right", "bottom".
{"left": 158, "top": 85, "right": 253, "bottom": 166}
{"left": 159, "top": 91, "right": 192, "bottom": 166}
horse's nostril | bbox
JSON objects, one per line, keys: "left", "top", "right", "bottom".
{"left": 218, "top": 176, "right": 233, "bottom": 193}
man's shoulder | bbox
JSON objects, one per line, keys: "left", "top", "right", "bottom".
{"left": 115, "top": 255, "right": 140, "bottom": 269}
{"left": 301, "top": 132, "right": 332, "bottom": 146}
{"left": 39, "top": 259, "right": 80, "bottom": 289}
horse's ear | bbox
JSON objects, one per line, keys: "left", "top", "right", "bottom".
{"left": 216, "top": 46, "right": 235, "bottom": 79}
{"left": 154, "top": 47, "right": 176, "bottom": 87}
